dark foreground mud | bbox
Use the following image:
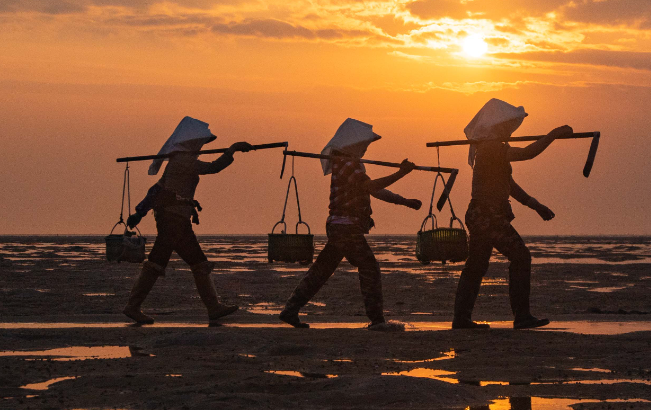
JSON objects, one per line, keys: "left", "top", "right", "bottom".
{"left": 1, "top": 235, "right": 650, "bottom": 409}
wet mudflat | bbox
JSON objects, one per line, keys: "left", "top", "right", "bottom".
{"left": 0, "top": 235, "right": 650, "bottom": 409}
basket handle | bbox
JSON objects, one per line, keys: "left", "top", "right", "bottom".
{"left": 419, "top": 213, "right": 438, "bottom": 233}
{"left": 449, "top": 216, "right": 467, "bottom": 233}
{"left": 109, "top": 220, "right": 126, "bottom": 235}
{"left": 296, "top": 221, "right": 311, "bottom": 235}
{"left": 272, "top": 221, "right": 287, "bottom": 234}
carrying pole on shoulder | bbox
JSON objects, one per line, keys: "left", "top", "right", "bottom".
{"left": 281, "top": 149, "right": 459, "bottom": 210}
{"left": 116, "top": 142, "right": 289, "bottom": 163}
{"left": 426, "top": 131, "right": 600, "bottom": 177}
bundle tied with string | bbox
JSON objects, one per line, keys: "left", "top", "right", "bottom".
{"left": 105, "top": 163, "right": 147, "bottom": 263}
{"left": 416, "top": 148, "right": 468, "bottom": 265}
{"left": 268, "top": 156, "right": 314, "bottom": 265}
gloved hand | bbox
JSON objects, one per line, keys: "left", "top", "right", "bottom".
{"left": 405, "top": 199, "right": 422, "bottom": 210}
{"left": 127, "top": 213, "right": 142, "bottom": 228}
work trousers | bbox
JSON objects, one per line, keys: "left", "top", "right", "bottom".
{"left": 148, "top": 211, "right": 208, "bottom": 270}
{"left": 284, "top": 223, "right": 384, "bottom": 324}
{"left": 453, "top": 202, "right": 532, "bottom": 321}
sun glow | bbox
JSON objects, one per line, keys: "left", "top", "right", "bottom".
{"left": 462, "top": 34, "right": 488, "bottom": 58}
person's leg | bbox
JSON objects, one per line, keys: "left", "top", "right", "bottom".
{"left": 123, "top": 214, "right": 174, "bottom": 324}
{"left": 172, "top": 216, "right": 238, "bottom": 321}
{"left": 492, "top": 222, "right": 548, "bottom": 329}
{"left": 452, "top": 233, "right": 493, "bottom": 328}
{"left": 280, "top": 239, "right": 344, "bottom": 328}
{"left": 452, "top": 204, "right": 494, "bottom": 329}
{"left": 341, "top": 230, "right": 384, "bottom": 326}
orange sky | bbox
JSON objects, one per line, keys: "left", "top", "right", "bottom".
{"left": 1, "top": 0, "right": 650, "bottom": 235}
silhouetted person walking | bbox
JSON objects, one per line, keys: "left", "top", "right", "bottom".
{"left": 279, "top": 118, "right": 422, "bottom": 329}
{"left": 452, "top": 99, "right": 572, "bottom": 329}
{"left": 123, "top": 117, "right": 252, "bottom": 324}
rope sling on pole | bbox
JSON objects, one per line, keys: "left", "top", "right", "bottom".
{"left": 426, "top": 131, "right": 601, "bottom": 177}
{"left": 105, "top": 162, "right": 147, "bottom": 263}
{"left": 416, "top": 147, "right": 468, "bottom": 265}
{"left": 268, "top": 155, "right": 314, "bottom": 265}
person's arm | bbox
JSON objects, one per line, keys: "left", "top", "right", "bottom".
{"left": 506, "top": 125, "right": 572, "bottom": 162}
{"left": 509, "top": 177, "right": 531, "bottom": 205}
{"left": 511, "top": 177, "right": 555, "bottom": 221}
{"left": 196, "top": 142, "right": 253, "bottom": 175}
{"left": 361, "top": 159, "right": 416, "bottom": 193}
{"left": 127, "top": 180, "right": 163, "bottom": 227}
{"left": 371, "top": 189, "right": 422, "bottom": 210}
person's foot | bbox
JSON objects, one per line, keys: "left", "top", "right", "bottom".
{"left": 279, "top": 309, "right": 309, "bottom": 328}
{"left": 451, "top": 319, "right": 490, "bottom": 329}
{"left": 208, "top": 304, "right": 239, "bottom": 322}
{"left": 513, "top": 315, "right": 550, "bottom": 329}
{"left": 123, "top": 307, "right": 154, "bottom": 324}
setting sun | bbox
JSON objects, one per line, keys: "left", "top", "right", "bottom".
{"left": 462, "top": 34, "right": 488, "bottom": 58}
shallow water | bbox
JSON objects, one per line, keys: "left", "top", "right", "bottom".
{"left": 1, "top": 235, "right": 649, "bottom": 265}
{"left": 1, "top": 320, "right": 650, "bottom": 334}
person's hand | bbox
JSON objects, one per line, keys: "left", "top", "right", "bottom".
{"left": 127, "top": 213, "right": 142, "bottom": 228}
{"left": 399, "top": 159, "right": 416, "bottom": 174}
{"left": 405, "top": 199, "right": 422, "bottom": 210}
{"left": 228, "top": 141, "right": 254, "bottom": 154}
{"left": 535, "top": 203, "right": 555, "bottom": 221}
{"left": 548, "top": 125, "right": 573, "bottom": 139}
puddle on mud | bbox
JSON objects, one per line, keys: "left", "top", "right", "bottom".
{"left": 384, "top": 368, "right": 651, "bottom": 388}
{"left": 1, "top": 320, "right": 650, "bottom": 335}
{"left": 83, "top": 293, "right": 115, "bottom": 297}
{"left": 165, "top": 374, "right": 182, "bottom": 377}
{"left": 587, "top": 285, "right": 633, "bottom": 293}
{"left": 21, "top": 376, "right": 78, "bottom": 391}
{"left": 266, "top": 370, "right": 338, "bottom": 379}
{"left": 570, "top": 367, "right": 611, "bottom": 373}
{"left": 392, "top": 349, "right": 456, "bottom": 363}
{"left": 469, "top": 397, "right": 651, "bottom": 410}
{"left": 0, "top": 345, "right": 152, "bottom": 361}
{"left": 383, "top": 368, "right": 458, "bottom": 384}
{"left": 239, "top": 354, "right": 256, "bottom": 358}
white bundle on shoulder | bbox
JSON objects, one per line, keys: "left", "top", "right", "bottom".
{"left": 320, "top": 118, "right": 382, "bottom": 175}
{"left": 464, "top": 98, "right": 527, "bottom": 167}
{"left": 148, "top": 116, "right": 216, "bottom": 175}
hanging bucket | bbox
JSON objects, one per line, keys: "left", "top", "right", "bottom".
{"left": 105, "top": 163, "right": 146, "bottom": 263}
{"left": 416, "top": 170, "right": 468, "bottom": 265}
{"left": 268, "top": 221, "right": 314, "bottom": 265}
{"left": 268, "top": 173, "right": 314, "bottom": 265}
{"left": 105, "top": 222, "right": 146, "bottom": 263}
{"left": 416, "top": 215, "right": 468, "bottom": 265}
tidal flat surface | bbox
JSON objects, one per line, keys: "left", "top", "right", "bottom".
{"left": 0, "top": 235, "right": 650, "bottom": 409}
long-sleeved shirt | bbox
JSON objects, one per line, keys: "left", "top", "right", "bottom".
{"left": 326, "top": 157, "right": 374, "bottom": 233}
{"left": 471, "top": 141, "right": 530, "bottom": 214}
{"left": 135, "top": 151, "right": 234, "bottom": 219}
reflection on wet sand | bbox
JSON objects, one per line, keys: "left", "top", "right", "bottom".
{"left": 21, "top": 376, "right": 78, "bottom": 391}
{"left": 468, "top": 397, "right": 651, "bottom": 410}
{"left": 2, "top": 320, "right": 651, "bottom": 334}
{"left": 0, "top": 346, "right": 132, "bottom": 361}
{"left": 266, "top": 370, "right": 338, "bottom": 379}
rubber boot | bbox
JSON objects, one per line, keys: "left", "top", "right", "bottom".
{"left": 508, "top": 250, "right": 548, "bottom": 329}
{"left": 191, "top": 261, "right": 238, "bottom": 322}
{"left": 452, "top": 273, "right": 490, "bottom": 329}
{"left": 279, "top": 291, "right": 310, "bottom": 329}
{"left": 123, "top": 261, "right": 163, "bottom": 324}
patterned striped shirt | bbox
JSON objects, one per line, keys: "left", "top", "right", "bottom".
{"left": 327, "top": 157, "right": 374, "bottom": 232}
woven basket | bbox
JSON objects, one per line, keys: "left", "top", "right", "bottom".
{"left": 416, "top": 227, "right": 468, "bottom": 265}
{"left": 105, "top": 223, "right": 146, "bottom": 263}
{"left": 268, "top": 232, "right": 314, "bottom": 265}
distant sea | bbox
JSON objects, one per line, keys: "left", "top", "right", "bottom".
{"left": 0, "top": 235, "right": 649, "bottom": 265}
